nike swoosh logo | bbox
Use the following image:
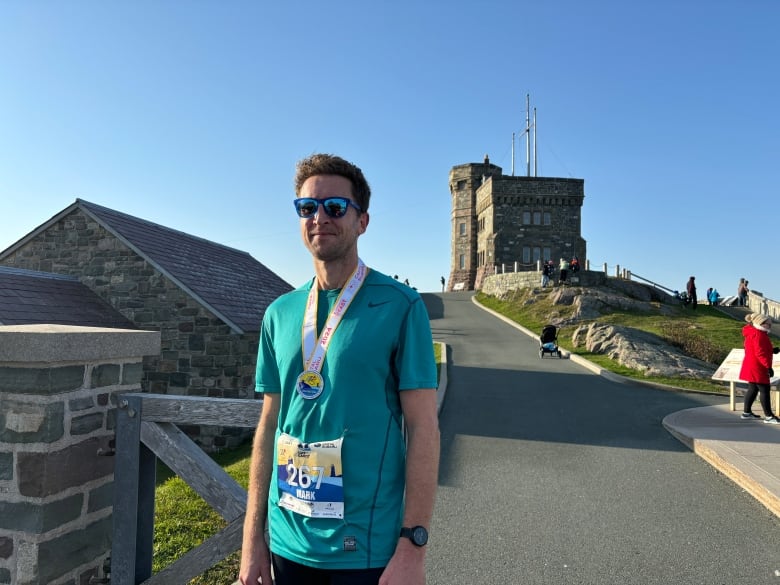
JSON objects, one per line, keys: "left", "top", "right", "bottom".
{"left": 368, "top": 301, "right": 391, "bottom": 308}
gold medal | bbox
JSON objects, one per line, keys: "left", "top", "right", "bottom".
{"left": 298, "top": 260, "right": 368, "bottom": 401}
{"left": 296, "top": 370, "right": 324, "bottom": 400}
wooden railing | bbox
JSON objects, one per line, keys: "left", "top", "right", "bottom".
{"left": 111, "top": 393, "right": 262, "bottom": 585}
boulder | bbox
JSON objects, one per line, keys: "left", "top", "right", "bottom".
{"left": 550, "top": 286, "right": 678, "bottom": 325}
{"left": 571, "top": 322, "right": 716, "bottom": 379}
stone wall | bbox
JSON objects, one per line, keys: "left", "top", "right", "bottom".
{"left": 0, "top": 209, "right": 258, "bottom": 449}
{"left": 0, "top": 324, "right": 160, "bottom": 585}
{"left": 481, "top": 269, "right": 606, "bottom": 297}
{"left": 748, "top": 291, "right": 780, "bottom": 322}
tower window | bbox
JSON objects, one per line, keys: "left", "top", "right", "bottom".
{"left": 459, "top": 222, "right": 466, "bottom": 236}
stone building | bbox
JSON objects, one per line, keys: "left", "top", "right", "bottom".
{"left": 447, "top": 156, "right": 587, "bottom": 291}
{"left": 0, "top": 199, "right": 292, "bottom": 449}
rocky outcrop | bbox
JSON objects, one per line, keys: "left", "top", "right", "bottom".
{"left": 571, "top": 322, "right": 716, "bottom": 379}
{"left": 542, "top": 283, "right": 717, "bottom": 379}
{"left": 549, "top": 284, "right": 678, "bottom": 325}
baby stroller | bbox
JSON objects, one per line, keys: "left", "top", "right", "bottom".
{"left": 539, "top": 324, "right": 562, "bottom": 358}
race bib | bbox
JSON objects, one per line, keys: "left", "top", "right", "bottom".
{"left": 276, "top": 433, "right": 345, "bottom": 519}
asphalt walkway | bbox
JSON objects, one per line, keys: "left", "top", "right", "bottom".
{"left": 466, "top": 295, "right": 780, "bottom": 520}
{"left": 428, "top": 291, "right": 779, "bottom": 583}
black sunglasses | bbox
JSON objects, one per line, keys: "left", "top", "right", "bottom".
{"left": 293, "top": 197, "right": 362, "bottom": 219}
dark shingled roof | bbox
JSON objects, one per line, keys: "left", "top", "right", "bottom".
{"left": 76, "top": 199, "right": 292, "bottom": 333}
{"left": 0, "top": 266, "right": 137, "bottom": 328}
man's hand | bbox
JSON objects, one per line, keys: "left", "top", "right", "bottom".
{"left": 238, "top": 541, "right": 272, "bottom": 584}
{"left": 379, "top": 541, "right": 426, "bottom": 585}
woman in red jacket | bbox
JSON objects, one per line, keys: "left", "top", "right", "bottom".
{"left": 739, "top": 313, "right": 780, "bottom": 423}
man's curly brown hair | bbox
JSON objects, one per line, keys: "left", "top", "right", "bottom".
{"left": 294, "top": 153, "right": 371, "bottom": 213}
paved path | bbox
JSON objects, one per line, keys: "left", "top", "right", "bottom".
{"left": 423, "top": 292, "right": 780, "bottom": 585}
{"left": 663, "top": 404, "right": 780, "bottom": 518}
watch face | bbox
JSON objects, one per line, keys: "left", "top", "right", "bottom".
{"left": 412, "top": 526, "right": 428, "bottom": 546}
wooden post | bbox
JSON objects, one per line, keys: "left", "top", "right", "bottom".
{"left": 112, "top": 394, "right": 156, "bottom": 584}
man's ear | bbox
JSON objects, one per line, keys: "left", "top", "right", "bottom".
{"left": 358, "top": 212, "right": 369, "bottom": 234}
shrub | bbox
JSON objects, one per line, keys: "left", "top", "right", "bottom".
{"left": 659, "top": 322, "right": 728, "bottom": 365}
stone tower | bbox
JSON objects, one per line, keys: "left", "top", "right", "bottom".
{"left": 447, "top": 155, "right": 502, "bottom": 291}
{"left": 448, "top": 156, "right": 586, "bottom": 291}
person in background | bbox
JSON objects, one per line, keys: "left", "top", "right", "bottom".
{"left": 558, "top": 257, "right": 570, "bottom": 285}
{"left": 739, "top": 313, "right": 780, "bottom": 424}
{"left": 708, "top": 287, "right": 720, "bottom": 306}
{"left": 737, "top": 278, "right": 748, "bottom": 306}
{"left": 541, "top": 260, "right": 553, "bottom": 288}
{"left": 440, "top": 276, "right": 445, "bottom": 292}
{"left": 239, "top": 153, "right": 440, "bottom": 585}
{"left": 686, "top": 276, "right": 697, "bottom": 310}
{"left": 706, "top": 288, "right": 713, "bottom": 306}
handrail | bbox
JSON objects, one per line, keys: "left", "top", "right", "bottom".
{"left": 628, "top": 272, "right": 677, "bottom": 295}
{"left": 111, "top": 393, "right": 262, "bottom": 585}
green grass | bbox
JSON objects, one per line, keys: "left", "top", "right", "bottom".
{"left": 153, "top": 442, "right": 251, "bottom": 584}
{"left": 475, "top": 288, "right": 755, "bottom": 393}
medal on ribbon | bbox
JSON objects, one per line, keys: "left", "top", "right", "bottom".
{"left": 295, "top": 370, "right": 325, "bottom": 400}
{"left": 296, "top": 259, "right": 368, "bottom": 400}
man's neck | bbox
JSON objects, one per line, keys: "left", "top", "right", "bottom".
{"left": 313, "top": 258, "right": 359, "bottom": 290}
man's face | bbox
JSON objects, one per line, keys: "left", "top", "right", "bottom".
{"left": 298, "top": 174, "right": 368, "bottom": 262}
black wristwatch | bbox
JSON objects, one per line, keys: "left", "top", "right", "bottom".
{"left": 400, "top": 525, "right": 429, "bottom": 547}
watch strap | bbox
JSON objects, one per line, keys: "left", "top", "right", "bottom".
{"left": 400, "top": 525, "right": 428, "bottom": 546}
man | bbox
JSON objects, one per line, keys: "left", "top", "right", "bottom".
{"left": 687, "top": 276, "right": 697, "bottom": 310}
{"left": 240, "top": 153, "right": 440, "bottom": 585}
{"left": 541, "top": 260, "right": 553, "bottom": 288}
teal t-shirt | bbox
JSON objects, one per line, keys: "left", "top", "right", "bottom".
{"left": 255, "top": 269, "right": 437, "bottom": 569}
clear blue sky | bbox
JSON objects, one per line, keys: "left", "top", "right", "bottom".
{"left": 2, "top": 1, "right": 778, "bottom": 300}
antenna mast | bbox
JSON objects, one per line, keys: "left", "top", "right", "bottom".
{"left": 525, "top": 94, "right": 531, "bottom": 177}
{"left": 533, "top": 107, "right": 537, "bottom": 177}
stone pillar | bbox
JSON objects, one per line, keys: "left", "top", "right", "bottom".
{"left": 0, "top": 325, "right": 160, "bottom": 585}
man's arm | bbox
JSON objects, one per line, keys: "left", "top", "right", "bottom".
{"left": 238, "top": 393, "right": 280, "bottom": 585}
{"left": 380, "top": 388, "right": 440, "bottom": 585}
